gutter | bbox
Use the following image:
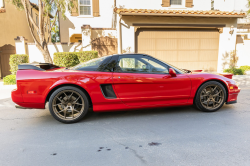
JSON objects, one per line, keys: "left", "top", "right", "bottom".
{"left": 118, "top": 13, "right": 245, "bottom": 18}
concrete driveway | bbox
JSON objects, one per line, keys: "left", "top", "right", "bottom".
{"left": 0, "top": 77, "right": 250, "bottom": 166}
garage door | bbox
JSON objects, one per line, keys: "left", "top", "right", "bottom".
{"left": 136, "top": 28, "right": 220, "bottom": 72}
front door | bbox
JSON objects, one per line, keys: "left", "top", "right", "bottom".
{"left": 112, "top": 55, "right": 191, "bottom": 106}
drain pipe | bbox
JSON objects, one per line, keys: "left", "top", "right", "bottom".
{"left": 119, "top": 15, "right": 123, "bottom": 54}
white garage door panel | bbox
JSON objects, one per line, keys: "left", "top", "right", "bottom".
{"left": 178, "top": 51, "right": 199, "bottom": 62}
{"left": 137, "top": 29, "right": 220, "bottom": 72}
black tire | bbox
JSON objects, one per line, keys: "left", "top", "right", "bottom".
{"left": 194, "top": 81, "right": 227, "bottom": 112}
{"left": 49, "top": 86, "right": 89, "bottom": 123}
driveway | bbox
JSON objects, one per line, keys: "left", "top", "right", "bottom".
{"left": 0, "top": 77, "right": 249, "bottom": 166}
{"left": 0, "top": 80, "right": 16, "bottom": 100}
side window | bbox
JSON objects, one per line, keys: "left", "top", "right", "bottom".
{"left": 141, "top": 57, "right": 169, "bottom": 74}
{"left": 79, "top": 0, "right": 92, "bottom": 15}
{"left": 115, "top": 56, "right": 169, "bottom": 74}
{"left": 116, "top": 57, "right": 149, "bottom": 73}
{"left": 170, "top": 0, "right": 182, "bottom": 5}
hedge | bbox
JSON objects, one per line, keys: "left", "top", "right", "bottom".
{"left": 9, "top": 54, "right": 29, "bottom": 75}
{"left": 224, "top": 68, "right": 245, "bottom": 75}
{"left": 53, "top": 52, "right": 80, "bottom": 68}
{"left": 53, "top": 51, "right": 98, "bottom": 67}
{"left": 239, "top": 65, "right": 250, "bottom": 72}
{"left": 3, "top": 75, "right": 16, "bottom": 85}
{"left": 77, "top": 51, "right": 98, "bottom": 63}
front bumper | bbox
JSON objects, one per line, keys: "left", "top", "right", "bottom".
{"left": 226, "top": 87, "right": 240, "bottom": 104}
{"left": 226, "top": 100, "right": 237, "bottom": 104}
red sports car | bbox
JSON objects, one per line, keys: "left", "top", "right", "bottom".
{"left": 12, "top": 54, "right": 240, "bottom": 123}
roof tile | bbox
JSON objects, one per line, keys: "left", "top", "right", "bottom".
{"left": 0, "top": 8, "right": 6, "bottom": 13}
{"left": 114, "top": 8, "right": 246, "bottom": 18}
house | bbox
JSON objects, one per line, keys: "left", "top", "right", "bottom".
{"left": 233, "top": 0, "right": 250, "bottom": 68}
{"left": 0, "top": 0, "right": 52, "bottom": 78}
{"left": 58, "top": 0, "right": 248, "bottom": 72}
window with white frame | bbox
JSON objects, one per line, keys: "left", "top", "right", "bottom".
{"left": 79, "top": 0, "right": 92, "bottom": 15}
{"left": 170, "top": 0, "right": 182, "bottom": 5}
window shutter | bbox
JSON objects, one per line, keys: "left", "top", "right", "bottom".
{"left": 162, "top": 0, "right": 170, "bottom": 7}
{"left": 71, "top": 0, "right": 79, "bottom": 16}
{"left": 186, "top": 0, "right": 194, "bottom": 8}
{"left": 93, "top": 0, "right": 100, "bottom": 17}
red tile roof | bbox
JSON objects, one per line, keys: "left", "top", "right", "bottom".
{"left": 114, "top": 8, "right": 246, "bottom": 18}
{"left": 0, "top": 8, "right": 6, "bottom": 13}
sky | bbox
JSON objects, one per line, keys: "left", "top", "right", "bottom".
{"left": 30, "top": 0, "right": 57, "bottom": 16}
{"left": 30, "top": 0, "right": 38, "bottom": 4}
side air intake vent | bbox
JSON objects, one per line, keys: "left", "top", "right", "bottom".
{"left": 100, "top": 84, "right": 117, "bottom": 98}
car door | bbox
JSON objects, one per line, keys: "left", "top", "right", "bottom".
{"left": 112, "top": 55, "right": 191, "bottom": 106}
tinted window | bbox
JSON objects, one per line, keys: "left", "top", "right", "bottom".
{"left": 115, "top": 55, "right": 169, "bottom": 74}
{"left": 71, "top": 56, "right": 111, "bottom": 71}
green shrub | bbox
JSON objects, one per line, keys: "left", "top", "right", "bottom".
{"left": 77, "top": 51, "right": 98, "bottom": 63}
{"left": 53, "top": 51, "right": 99, "bottom": 67}
{"left": 224, "top": 68, "right": 245, "bottom": 75}
{"left": 240, "top": 65, "right": 250, "bottom": 71}
{"left": 53, "top": 52, "right": 80, "bottom": 67}
{"left": 9, "top": 54, "right": 29, "bottom": 75}
{"left": 3, "top": 75, "right": 16, "bottom": 85}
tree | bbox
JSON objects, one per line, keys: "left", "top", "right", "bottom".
{"left": 51, "top": 22, "right": 60, "bottom": 43}
{"left": 8, "top": 0, "right": 76, "bottom": 63}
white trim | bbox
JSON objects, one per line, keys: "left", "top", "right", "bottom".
{"left": 0, "top": 0, "right": 4, "bottom": 8}
{"left": 79, "top": 0, "right": 93, "bottom": 17}
{"left": 77, "top": 15, "right": 94, "bottom": 18}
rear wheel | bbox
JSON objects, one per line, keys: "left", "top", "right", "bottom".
{"left": 49, "top": 86, "right": 89, "bottom": 123}
{"left": 194, "top": 81, "right": 226, "bottom": 112}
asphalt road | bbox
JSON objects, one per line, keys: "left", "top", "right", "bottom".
{"left": 0, "top": 85, "right": 250, "bottom": 166}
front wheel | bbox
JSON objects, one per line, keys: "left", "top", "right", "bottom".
{"left": 194, "top": 81, "right": 226, "bottom": 112}
{"left": 49, "top": 86, "right": 89, "bottom": 123}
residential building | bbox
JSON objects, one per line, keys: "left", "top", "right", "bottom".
{"left": 59, "top": 0, "right": 248, "bottom": 72}
{"left": 0, "top": 0, "right": 52, "bottom": 78}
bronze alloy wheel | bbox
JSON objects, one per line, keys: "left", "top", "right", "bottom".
{"left": 52, "top": 90, "right": 85, "bottom": 121}
{"left": 49, "top": 86, "right": 89, "bottom": 123}
{"left": 195, "top": 81, "right": 226, "bottom": 112}
{"left": 200, "top": 85, "right": 225, "bottom": 110}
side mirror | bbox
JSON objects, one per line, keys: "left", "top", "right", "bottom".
{"left": 169, "top": 68, "right": 177, "bottom": 77}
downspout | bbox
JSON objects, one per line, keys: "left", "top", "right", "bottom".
{"left": 119, "top": 15, "right": 123, "bottom": 54}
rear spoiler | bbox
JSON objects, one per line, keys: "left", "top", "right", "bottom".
{"left": 18, "top": 63, "right": 60, "bottom": 71}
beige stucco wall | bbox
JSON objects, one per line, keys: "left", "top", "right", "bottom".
{"left": 91, "top": 30, "right": 117, "bottom": 39}
{"left": 28, "top": 4, "right": 51, "bottom": 43}
{"left": 59, "top": 12, "right": 75, "bottom": 43}
{"left": 0, "top": 2, "right": 51, "bottom": 47}
{"left": 0, "top": 3, "right": 34, "bottom": 46}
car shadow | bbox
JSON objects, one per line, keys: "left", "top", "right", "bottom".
{"left": 81, "top": 105, "right": 233, "bottom": 123}
{"left": 21, "top": 104, "right": 236, "bottom": 125}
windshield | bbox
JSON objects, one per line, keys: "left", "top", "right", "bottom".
{"left": 70, "top": 56, "right": 110, "bottom": 70}
{"left": 164, "top": 62, "right": 187, "bottom": 74}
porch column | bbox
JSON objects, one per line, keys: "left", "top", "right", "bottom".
{"left": 81, "top": 25, "right": 92, "bottom": 51}
{"left": 217, "top": 26, "right": 237, "bottom": 73}
{"left": 14, "top": 36, "right": 28, "bottom": 55}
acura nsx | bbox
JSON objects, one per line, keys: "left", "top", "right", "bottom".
{"left": 12, "top": 54, "right": 240, "bottom": 123}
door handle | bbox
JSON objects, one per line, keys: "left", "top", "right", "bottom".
{"left": 118, "top": 76, "right": 120, "bottom": 79}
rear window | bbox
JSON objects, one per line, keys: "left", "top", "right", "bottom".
{"left": 70, "top": 56, "right": 111, "bottom": 71}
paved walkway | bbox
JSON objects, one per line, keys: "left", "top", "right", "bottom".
{"left": 232, "top": 75, "right": 250, "bottom": 88}
{"left": 0, "top": 81, "right": 16, "bottom": 100}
